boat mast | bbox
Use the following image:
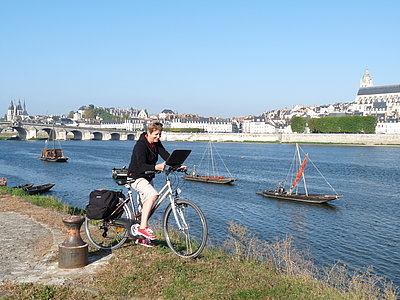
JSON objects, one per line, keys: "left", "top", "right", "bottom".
{"left": 209, "top": 140, "right": 216, "bottom": 177}
{"left": 52, "top": 123, "right": 56, "bottom": 150}
{"left": 296, "top": 144, "right": 308, "bottom": 196}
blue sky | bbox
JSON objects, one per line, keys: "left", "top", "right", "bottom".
{"left": 1, "top": 0, "right": 399, "bottom": 118}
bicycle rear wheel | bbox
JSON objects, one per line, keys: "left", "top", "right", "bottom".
{"left": 84, "top": 201, "right": 131, "bottom": 250}
{"left": 163, "top": 199, "right": 208, "bottom": 258}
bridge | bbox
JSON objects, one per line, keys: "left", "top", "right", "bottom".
{"left": 0, "top": 121, "right": 140, "bottom": 141}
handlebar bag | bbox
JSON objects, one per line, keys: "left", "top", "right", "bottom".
{"left": 86, "top": 189, "right": 123, "bottom": 220}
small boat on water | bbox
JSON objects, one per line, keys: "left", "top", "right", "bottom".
{"left": 40, "top": 125, "right": 68, "bottom": 162}
{"left": 184, "top": 172, "right": 236, "bottom": 184}
{"left": 257, "top": 144, "right": 342, "bottom": 204}
{"left": 0, "top": 177, "right": 7, "bottom": 186}
{"left": 24, "top": 183, "right": 55, "bottom": 195}
{"left": 184, "top": 141, "right": 236, "bottom": 184}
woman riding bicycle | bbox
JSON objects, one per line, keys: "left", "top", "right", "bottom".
{"left": 127, "top": 121, "right": 170, "bottom": 247}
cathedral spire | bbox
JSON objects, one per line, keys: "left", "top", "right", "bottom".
{"left": 360, "top": 69, "right": 373, "bottom": 87}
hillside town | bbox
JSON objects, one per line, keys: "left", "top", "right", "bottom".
{"left": 4, "top": 70, "right": 400, "bottom": 134}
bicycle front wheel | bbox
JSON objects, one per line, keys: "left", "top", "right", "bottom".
{"left": 163, "top": 199, "right": 208, "bottom": 258}
{"left": 84, "top": 201, "right": 131, "bottom": 250}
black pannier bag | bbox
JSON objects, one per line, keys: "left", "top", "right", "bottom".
{"left": 86, "top": 189, "right": 124, "bottom": 220}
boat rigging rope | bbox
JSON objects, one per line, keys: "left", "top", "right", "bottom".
{"left": 298, "top": 146, "right": 340, "bottom": 195}
{"left": 197, "top": 140, "right": 234, "bottom": 178}
{"left": 215, "top": 147, "right": 234, "bottom": 178}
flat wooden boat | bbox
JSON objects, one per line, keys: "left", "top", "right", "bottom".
{"left": 25, "top": 183, "right": 55, "bottom": 195}
{"left": 256, "top": 190, "right": 342, "bottom": 204}
{"left": 40, "top": 149, "right": 69, "bottom": 162}
{"left": 257, "top": 144, "right": 342, "bottom": 204}
{"left": 39, "top": 125, "right": 68, "bottom": 162}
{"left": 184, "top": 174, "right": 236, "bottom": 184}
{"left": 184, "top": 140, "right": 237, "bottom": 184}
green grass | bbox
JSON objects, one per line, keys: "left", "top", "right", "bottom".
{"left": 0, "top": 186, "right": 85, "bottom": 215}
{"left": 0, "top": 190, "right": 398, "bottom": 299}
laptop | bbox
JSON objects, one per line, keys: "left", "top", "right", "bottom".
{"left": 165, "top": 149, "right": 191, "bottom": 166}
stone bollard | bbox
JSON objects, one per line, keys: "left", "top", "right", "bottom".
{"left": 58, "top": 215, "right": 88, "bottom": 269}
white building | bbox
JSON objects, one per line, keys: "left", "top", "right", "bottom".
{"left": 352, "top": 69, "right": 400, "bottom": 120}
{"left": 166, "top": 118, "right": 233, "bottom": 133}
{"left": 101, "top": 118, "right": 144, "bottom": 131}
{"left": 242, "top": 116, "right": 279, "bottom": 134}
{"left": 376, "top": 120, "right": 400, "bottom": 134}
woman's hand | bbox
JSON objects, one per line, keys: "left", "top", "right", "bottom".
{"left": 155, "top": 162, "right": 166, "bottom": 171}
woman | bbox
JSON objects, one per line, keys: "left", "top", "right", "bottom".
{"left": 127, "top": 121, "right": 169, "bottom": 247}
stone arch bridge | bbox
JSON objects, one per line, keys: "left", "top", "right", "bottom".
{"left": 1, "top": 122, "right": 140, "bottom": 141}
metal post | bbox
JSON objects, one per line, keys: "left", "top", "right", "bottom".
{"left": 58, "top": 216, "right": 88, "bottom": 269}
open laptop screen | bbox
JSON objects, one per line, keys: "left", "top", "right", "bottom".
{"left": 165, "top": 149, "right": 191, "bottom": 166}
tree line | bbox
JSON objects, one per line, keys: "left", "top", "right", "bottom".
{"left": 291, "top": 116, "right": 377, "bottom": 134}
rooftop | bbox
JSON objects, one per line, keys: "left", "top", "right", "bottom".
{"left": 357, "top": 84, "right": 400, "bottom": 95}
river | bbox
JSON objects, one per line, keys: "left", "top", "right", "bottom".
{"left": 1, "top": 140, "right": 399, "bottom": 286}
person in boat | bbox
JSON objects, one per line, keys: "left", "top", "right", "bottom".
{"left": 278, "top": 187, "right": 285, "bottom": 193}
{"left": 126, "top": 121, "right": 171, "bottom": 247}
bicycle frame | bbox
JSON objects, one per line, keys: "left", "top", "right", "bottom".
{"left": 110, "top": 169, "right": 187, "bottom": 231}
{"left": 85, "top": 166, "right": 208, "bottom": 257}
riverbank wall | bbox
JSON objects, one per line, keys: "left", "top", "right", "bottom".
{"left": 162, "top": 132, "right": 400, "bottom": 145}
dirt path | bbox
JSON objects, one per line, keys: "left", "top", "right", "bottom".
{"left": 0, "top": 193, "right": 111, "bottom": 285}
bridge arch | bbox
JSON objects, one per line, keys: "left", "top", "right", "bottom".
{"left": 92, "top": 132, "right": 103, "bottom": 140}
{"left": 110, "top": 133, "right": 120, "bottom": 140}
{"left": 127, "top": 134, "right": 135, "bottom": 140}
{"left": 11, "top": 127, "right": 29, "bottom": 140}
{"left": 67, "top": 130, "right": 83, "bottom": 140}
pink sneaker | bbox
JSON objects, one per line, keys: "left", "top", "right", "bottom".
{"left": 135, "top": 226, "right": 157, "bottom": 240}
{"left": 135, "top": 238, "right": 154, "bottom": 248}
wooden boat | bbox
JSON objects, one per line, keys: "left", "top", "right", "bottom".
{"left": 24, "top": 183, "right": 55, "bottom": 195}
{"left": 0, "top": 177, "right": 7, "bottom": 186}
{"left": 112, "top": 167, "right": 128, "bottom": 180}
{"left": 13, "top": 183, "right": 34, "bottom": 190}
{"left": 184, "top": 174, "right": 236, "bottom": 184}
{"left": 257, "top": 144, "right": 342, "bottom": 204}
{"left": 184, "top": 141, "right": 236, "bottom": 184}
{"left": 40, "top": 125, "right": 68, "bottom": 162}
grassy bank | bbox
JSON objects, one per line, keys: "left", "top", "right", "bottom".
{"left": 0, "top": 187, "right": 398, "bottom": 299}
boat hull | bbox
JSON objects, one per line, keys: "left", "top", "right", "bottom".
{"left": 25, "top": 183, "right": 55, "bottom": 195}
{"left": 257, "top": 191, "right": 342, "bottom": 204}
{"left": 40, "top": 157, "right": 69, "bottom": 162}
{"left": 184, "top": 174, "right": 236, "bottom": 184}
{"left": 40, "top": 148, "right": 68, "bottom": 162}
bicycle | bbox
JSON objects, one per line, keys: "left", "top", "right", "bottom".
{"left": 84, "top": 151, "right": 208, "bottom": 258}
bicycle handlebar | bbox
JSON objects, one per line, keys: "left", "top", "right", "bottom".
{"left": 144, "top": 166, "right": 186, "bottom": 175}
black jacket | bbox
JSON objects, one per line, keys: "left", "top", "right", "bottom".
{"left": 127, "top": 132, "right": 170, "bottom": 181}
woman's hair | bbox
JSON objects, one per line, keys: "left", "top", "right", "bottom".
{"left": 147, "top": 121, "right": 163, "bottom": 133}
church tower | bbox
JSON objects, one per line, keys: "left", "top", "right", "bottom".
{"left": 360, "top": 69, "right": 373, "bottom": 87}
{"left": 7, "top": 101, "right": 14, "bottom": 121}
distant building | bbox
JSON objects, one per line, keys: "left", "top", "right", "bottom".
{"left": 7, "top": 100, "right": 29, "bottom": 121}
{"left": 352, "top": 69, "right": 400, "bottom": 120}
{"left": 165, "top": 117, "right": 233, "bottom": 133}
{"left": 242, "top": 116, "right": 282, "bottom": 134}
{"left": 101, "top": 118, "right": 144, "bottom": 131}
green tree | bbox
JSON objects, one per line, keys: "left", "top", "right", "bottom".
{"left": 290, "top": 116, "right": 307, "bottom": 133}
{"left": 308, "top": 116, "right": 377, "bottom": 133}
